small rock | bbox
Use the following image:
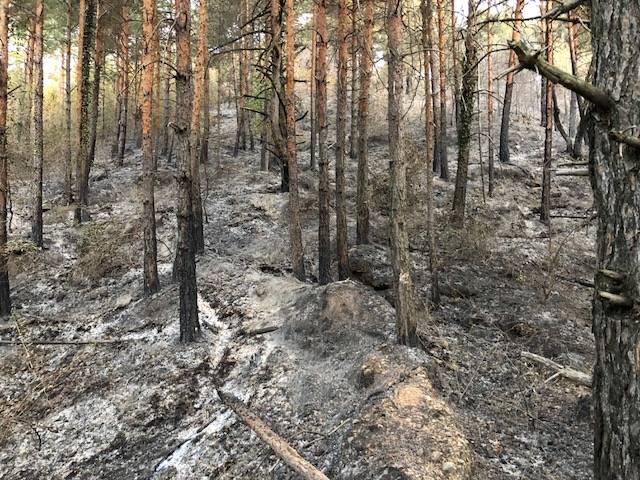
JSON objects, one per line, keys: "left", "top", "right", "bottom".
{"left": 442, "top": 462, "right": 455, "bottom": 474}
{"left": 115, "top": 294, "right": 133, "bottom": 309}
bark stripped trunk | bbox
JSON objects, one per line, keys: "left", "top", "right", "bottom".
{"left": 452, "top": 0, "right": 477, "bottom": 225}
{"left": 74, "top": 0, "right": 97, "bottom": 224}
{"left": 335, "top": 0, "right": 350, "bottom": 280}
{"left": 142, "top": 0, "right": 160, "bottom": 295}
{"left": 540, "top": 3, "right": 553, "bottom": 225}
{"left": 174, "top": 0, "right": 200, "bottom": 342}
{"left": 421, "top": 0, "right": 441, "bottom": 305}
{"left": 116, "top": 5, "right": 129, "bottom": 166}
{"left": 436, "top": 0, "right": 449, "bottom": 180}
{"left": 386, "top": 0, "right": 418, "bottom": 347}
{"left": 31, "top": 0, "right": 44, "bottom": 247}
{"left": 349, "top": 0, "right": 358, "bottom": 159}
{"left": 284, "top": 0, "right": 305, "bottom": 281}
{"left": 316, "top": 0, "right": 330, "bottom": 284}
{"left": 0, "top": 0, "right": 9, "bottom": 316}
{"left": 190, "top": 0, "right": 207, "bottom": 254}
{"left": 64, "top": 0, "right": 73, "bottom": 205}
{"left": 356, "top": 0, "right": 373, "bottom": 245}
{"left": 498, "top": 0, "right": 524, "bottom": 164}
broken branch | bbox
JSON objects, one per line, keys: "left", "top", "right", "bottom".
{"left": 521, "top": 351, "right": 592, "bottom": 387}
{"left": 216, "top": 388, "right": 330, "bottom": 480}
{"left": 508, "top": 41, "right": 614, "bottom": 110}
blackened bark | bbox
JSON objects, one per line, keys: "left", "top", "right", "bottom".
{"left": 64, "top": 0, "right": 73, "bottom": 204}
{"left": 31, "top": 0, "right": 44, "bottom": 246}
{"left": 349, "top": 0, "right": 358, "bottom": 159}
{"left": 0, "top": 0, "right": 10, "bottom": 316}
{"left": 335, "top": 0, "right": 350, "bottom": 280}
{"left": 116, "top": 6, "right": 129, "bottom": 166}
{"left": 436, "top": 0, "right": 448, "bottom": 180}
{"left": 174, "top": 0, "right": 200, "bottom": 342}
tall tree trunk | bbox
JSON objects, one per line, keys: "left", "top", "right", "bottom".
{"left": 161, "top": 61, "right": 171, "bottom": 157}
{"left": 422, "top": 0, "right": 441, "bottom": 305}
{"left": 74, "top": 0, "right": 97, "bottom": 223}
{"left": 356, "top": 0, "right": 373, "bottom": 245}
{"left": 64, "top": 0, "right": 73, "bottom": 205}
{"left": 31, "top": 0, "right": 44, "bottom": 247}
{"left": 142, "top": 0, "right": 160, "bottom": 295}
{"left": 24, "top": 18, "right": 35, "bottom": 147}
{"left": 498, "top": 0, "right": 524, "bottom": 164}
{"left": 190, "top": 0, "right": 208, "bottom": 254}
{"left": 450, "top": 0, "right": 459, "bottom": 127}
{"left": 174, "top": 0, "right": 200, "bottom": 342}
{"left": 335, "top": 0, "right": 350, "bottom": 280}
{"left": 540, "top": 3, "right": 553, "bottom": 225}
{"left": 0, "top": 0, "right": 10, "bottom": 316}
{"left": 116, "top": 5, "right": 129, "bottom": 166}
{"left": 386, "top": 0, "right": 419, "bottom": 347}
{"left": 269, "top": 0, "right": 288, "bottom": 193}
{"left": 486, "top": 6, "right": 494, "bottom": 197}
{"left": 436, "top": 0, "right": 449, "bottom": 180}
{"left": 348, "top": 0, "right": 358, "bottom": 159}
{"left": 234, "top": 0, "right": 249, "bottom": 155}
{"left": 284, "top": 0, "right": 306, "bottom": 281}
{"left": 589, "top": 2, "right": 640, "bottom": 478}
{"left": 309, "top": 19, "right": 316, "bottom": 171}
{"left": 429, "top": 22, "right": 441, "bottom": 174}
{"left": 316, "top": 0, "right": 330, "bottom": 285}
{"left": 567, "top": 13, "right": 579, "bottom": 143}
{"left": 200, "top": 66, "right": 211, "bottom": 165}
{"left": 452, "top": 0, "right": 477, "bottom": 225}
{"left": 88, "top": 10, "right": 103, "bottom": 174}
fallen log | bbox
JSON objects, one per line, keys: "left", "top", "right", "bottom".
{"left": 556, "top": 169, "right": 589, "bottom": 176}
{"left": 521, "top": 351, "right": 592, "bottom": 387}
{"left": 0, "top": 339, "right": 129, "bottom": 346}
{"left": 216, "top": 388, "right": 330, "bottom": 480}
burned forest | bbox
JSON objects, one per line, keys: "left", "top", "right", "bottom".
{"left": 1, "top": 0, "right": 639, "bottom": 478}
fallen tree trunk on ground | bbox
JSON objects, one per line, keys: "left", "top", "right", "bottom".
{"left": 521, "top": 351, "right": 592, "bottom": 387}
{"left": 216, "top": 388, "right": 330, "bottom": 480}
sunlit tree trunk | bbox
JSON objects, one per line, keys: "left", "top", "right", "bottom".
{"left": 190, "top": 0, "right": 208, "bottom": 254}
{"left": 142, "top": 0, "right": 160, "bottom": 295}
{"left": 356, "top": 0, "right": 373, "bottom": 245}
{"left": 284, "top": 0, "right": 306, "bottom": 281}
{"left": 0, "top": 0, "right": 10, "bottom": 316}
{"left": 316, "top": 0, "right": 330, "bottom": 284}
{"left": 174, "top": 0, "right": 200, "bottom": 342}
{"left": 335, "top": 0, "right": 350, "bottom": 280}
{"left": 31, "top": 0, "right": 44, "bottom": 247}
{"left": 386, "top": 0, "right": 418, "bottom": 347}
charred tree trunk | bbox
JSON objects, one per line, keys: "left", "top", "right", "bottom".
{"left": 486, "top": 10, "right": 494, "bottom": 197}
{"left": 116, "top": 6, "right": 129, "bottom": 166}
{"left": 349, "top": 0, "right": 358, "bottom": 159}
{"left": 200, "top": 67, "right": 211, "bottom": 165}
{"left": 64, "top": 0, "right": 73, "bottom": 205}
{"left": 386, "top": 0, "right": 419, "bottom": 347}
{"left": 567, "top": 14, "right": 579, "bottom": 143}
{"left": 88, "top": 11, "right": 103, "bottom": 173}
{"left": 269, "top": 0, "right": 288, "bottom": 193}
{"left": 450, "top": 0, "right": 459, "bottom": 127}
{"left": 316, "top": 0, "right": 330, "bottom": 285}
{"left": 540, "top": 5, "right": 553, "bottom": 225}
{"left": 0, "top": 0, "right": 10, "bottom": 316}
{"left": 498, "top": 0, "right": 524, "bottom": 164}
{"left": 142, "top": 0, "right": 160, "bottom": 295}
{"left": 190, "top": 0, "right": 208, "bottom": 254}
{"left": 335, "top": 0, "right": 350, "bottom": 280}
{"left": 422, "top": 0, "right": 441, "bottom": 305}
{"left": 428, "top": 20, "right": 441, "bottom": 175}
{"left": 310, "top": 19, "right": 316, "bottom": 171}
{"left": 452, "top": 1, "right": 477, "bottom": 225}
{"left": 174, "top": 0, "right": 200, "bottom": 342}
{"left": 74, "top": 0, "right": 97, "bottom": 224}
{"left": 31, "top": 0, "right": 44, "bottom": 247}
{"left": 356, "top": 0, "right": 373, "bottom": 245}
{"left": 284, "top": 0, "right": 306, "bottom": 281}
{"left": 436, "top": 0, "right": 449, "bottom": 180}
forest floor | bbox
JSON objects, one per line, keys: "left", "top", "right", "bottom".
{"left": 0, "top": 106, "right": 595, "bottom": 479}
